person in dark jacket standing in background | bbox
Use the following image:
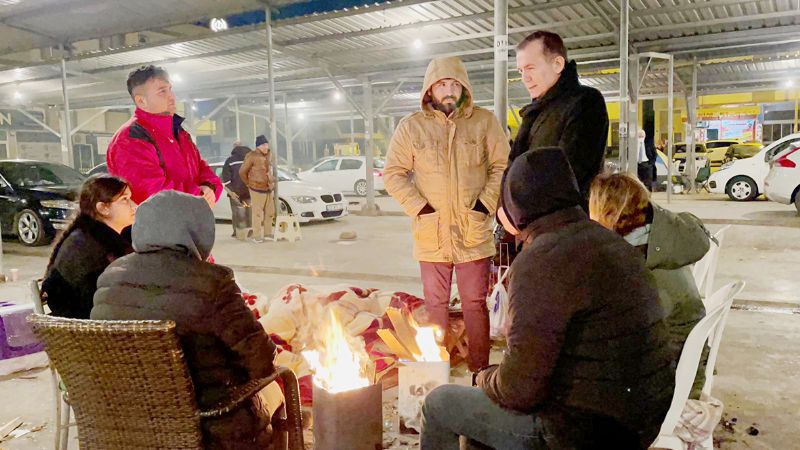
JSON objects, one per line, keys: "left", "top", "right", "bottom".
{"left": 41, "top": 175, "right": 135, "bottom": 319}
{"left": 221, "top": 144, "right": 252, "bottom": 239}
{"left": 510, "top": 31, "right": 609, "bottom": 205}
{"left": 92, "top": 190, "right": 278, "bottom": 450}
{"left": 421, "top": 148, "right": 674, "bottom": 450}
{"left": 240, "top": 135, "right": 275, "bottom": 243}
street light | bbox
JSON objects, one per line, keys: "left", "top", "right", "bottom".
{"left": 413, "top": 38, "right": 423, "bottom": 50}
{"left": 333, "top": 91, "right": 342, "bottom": 101}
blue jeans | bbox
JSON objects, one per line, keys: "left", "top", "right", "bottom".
{"left": 421, "top": 384, "right": 547, "bottom": 450}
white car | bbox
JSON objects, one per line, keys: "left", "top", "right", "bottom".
{"left": 764, "top": 145, "right": 800, "bottom": 214}
{"left": 297, "top": 156, "right": 385, "bottom": 197}
{"left": 708, "top": 133, "right": 800, "bottom": 201}
{"left": 210, "top": 163, "right": 348, "bottom": 223}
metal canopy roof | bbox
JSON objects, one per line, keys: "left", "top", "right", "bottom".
{"left": 1, "top": 0, "right": 800, "bottom": 117}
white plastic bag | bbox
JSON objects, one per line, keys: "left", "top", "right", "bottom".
{"left": 487, "top": 265, "right": 509, "bottom": 340}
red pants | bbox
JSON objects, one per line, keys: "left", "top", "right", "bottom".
{"left": 419, "top": 258, "right": 490, "bottom": 372}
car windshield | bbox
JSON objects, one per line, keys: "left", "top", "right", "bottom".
{"left": 0, "top": 162, "right": 85, "bottom": 188}
{"left": 278, "top": 169, "right": 298, "bottom": 181}
{"left": 706, "top": 141, "right": 737, "bottom": 149}
{"left": 674, "top": 144, "right": 706, "bottom": 153}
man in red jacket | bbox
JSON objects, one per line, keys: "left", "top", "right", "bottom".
{"left": 107, "top": 65, "right": 222, "bottom": 207}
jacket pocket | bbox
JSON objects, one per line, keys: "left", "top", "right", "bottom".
{"left": 464, "top": 210, "right": 492, "bottom": 248}
{"left": 414, "top": 211, "right": 440, "bottom": 252}
{"left": 461, "top": 138, "right": 485, "bottom": 167}
{"left": 413, "top": 139, "right": 440, "bottom": 172}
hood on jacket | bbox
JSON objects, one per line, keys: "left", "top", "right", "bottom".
{"left": 230, "top": 145, "right": 251, "bottom": 160}
{"left": 502, "top": 147, "right": 583, "bottom": 230}
{"left": 421, "top": 56, "right": 474, "bottom": 116}
{"left": 644, "top": 203, "right": 710, "bottom": 270}
{"left": 132, "top": 190, "right": 215, "bottom": 261}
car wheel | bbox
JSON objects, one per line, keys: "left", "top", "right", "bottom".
{"left": 794, "top": 189, "right": 800, "bottom": 215}
{"left": 726, "top": 176, "right": 757, "bottom": 201}
{"left": 16, "top": 209, "right": 50, "bottom": 246}
{"left": 279, "top": 198, "right": 291, "bottom": 215}
{"left": 354, "top": 179, "right": 368, "bottom": 197}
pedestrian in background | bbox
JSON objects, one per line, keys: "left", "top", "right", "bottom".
{"left": 240, "top": 135, "right": 275, "bottom": 243}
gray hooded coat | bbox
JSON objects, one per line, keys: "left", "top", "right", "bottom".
{"left": 92, "top": 191, "right": 277, "bottom": 450}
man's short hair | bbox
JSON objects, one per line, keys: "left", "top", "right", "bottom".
{"left": 516, "top": 31, "right": 567, "bottom": 60}
{"left": 127, "top": 65, "right": 169, "bottom": 97}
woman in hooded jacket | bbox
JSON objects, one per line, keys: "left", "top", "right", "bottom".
{"left": 589, "top": 172, "right": 710, "bottom": 398}
{"left": 41, "top": 174, "right": 136, "bottom": 319}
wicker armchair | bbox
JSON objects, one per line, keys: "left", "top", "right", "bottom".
{"left": 27, "top": 314, "right": 303, "bottom": 450}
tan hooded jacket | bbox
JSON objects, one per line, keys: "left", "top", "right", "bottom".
{"left": 384, "top": 57, "right": 510, "bottom": 263}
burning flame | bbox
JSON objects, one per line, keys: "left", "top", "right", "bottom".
{"left": 413, "top": 326, "right": 444, "bottom": 362}
{"left": 302, "top": 309, "right": 371, "bottom": 393}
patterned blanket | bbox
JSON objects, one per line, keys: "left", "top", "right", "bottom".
{"left": 244, "top": 284, "right": 426, "bottom": 405}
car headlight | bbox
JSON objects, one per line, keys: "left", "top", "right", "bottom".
{"left": 40, "top": 200, "right": 78, "bottom": 210}
{"left": 720, "top": 162, "right": 734, "bottom": 170}
{"left": 291, "top": 196, "right": 317, "bottom": 203}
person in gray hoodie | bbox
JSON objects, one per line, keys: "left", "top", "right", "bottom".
{"left": 92, "top": 190, "right": 278, "bottom": 449}
{"left": 590, "top": 172, "right": 710, "bottom": 397}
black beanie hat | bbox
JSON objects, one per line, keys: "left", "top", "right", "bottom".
{"left": 502, "top": 147, "right": 583, "bottom": 230}
{"left": 255, "top": 135, "right": 269, "bottom": 147}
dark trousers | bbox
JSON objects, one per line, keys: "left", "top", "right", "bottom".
{"left": 230, "top": 197, "right": 251, "bottom": 236}
{"left": 637, "top": 162, "right": 655, "bottom": 191}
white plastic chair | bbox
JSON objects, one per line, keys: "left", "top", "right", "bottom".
{"left": 650, "top": 281, "right": 745, "bottom": 450}
{"left": 692, "top": 225, "right": 731, "bottom": 300}
{"left": 29, "top": 279, "right": 74, "bottom": 450}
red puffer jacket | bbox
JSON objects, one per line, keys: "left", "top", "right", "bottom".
{"left": 107, "top": 108, "right": 222, "bottom": 205}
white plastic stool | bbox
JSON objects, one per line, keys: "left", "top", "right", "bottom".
{"left": 273, "top": 215, "right": 302, "bottom": 242}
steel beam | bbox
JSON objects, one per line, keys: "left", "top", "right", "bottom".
{"left": 15, "top": 108, "right": 60, "bottom": 137}
{"left": 60, "top": 57, "right": 72, "bottom": 166}
{"left": 70, "top": 106, "right": 111, "bottom": 136}
{"left": 362, "top": 78, "right": 376, "bottom": 213}
{"left": 494, "top": 0, "right": 508, "bottom": 130}
{"left": 266, "top": 5, "right": 279, "bottom": 219}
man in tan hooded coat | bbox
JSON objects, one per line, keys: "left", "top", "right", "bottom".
{"left": 385, "top": 56, "right": 509, "bottom": 372}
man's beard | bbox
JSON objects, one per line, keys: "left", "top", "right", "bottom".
{"left": 433, "top": 96, "right": 458, "bottom": 115}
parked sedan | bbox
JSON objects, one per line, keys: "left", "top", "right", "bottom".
{"left": 209, "top": 163, "right": 348, "bottom": 223}
{"left": 0, "top": 160, "right": 85, "bottom": 246}
{"left": 708, "top": 133, "right": 800, "bottom": 201}
{"left": 765, "top": 145, "right": 800, "bottom": 214}
{"left": 297, "top": 156, "right": 385, "bottom": 196}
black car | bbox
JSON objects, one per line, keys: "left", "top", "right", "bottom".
{"left": 0, "top": 160, "right": 85, "bottom": 246}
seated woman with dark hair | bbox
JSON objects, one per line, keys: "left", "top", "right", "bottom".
{"left": 41, "top": 174, "right": 136, "bottom": 319}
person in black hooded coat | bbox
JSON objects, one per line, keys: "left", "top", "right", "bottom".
{"left": 41, "top": 175, "right": 135, "bottom": 319}
{"left": 421, "top": 148, "right": 674, "bottom": 450}
{"left": 221, "top": 144, "right": 253, "bottom": 237}
{"left": 510, "top": 31, "right": 609, "bottom": 205}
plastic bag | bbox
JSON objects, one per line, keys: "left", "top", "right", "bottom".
{"left": 487, "top": 265, "right": 509, "bottom": 340}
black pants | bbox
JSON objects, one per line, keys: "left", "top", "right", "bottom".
{"left": 229, "top": 197, "right": 251, "bottom": 235}
{"left": 637, "top": 162, "right": 655, "bottom": 191}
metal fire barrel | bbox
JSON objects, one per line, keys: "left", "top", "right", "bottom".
{"left": 312, "top": 382, "right": 383, "bottom": 450}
